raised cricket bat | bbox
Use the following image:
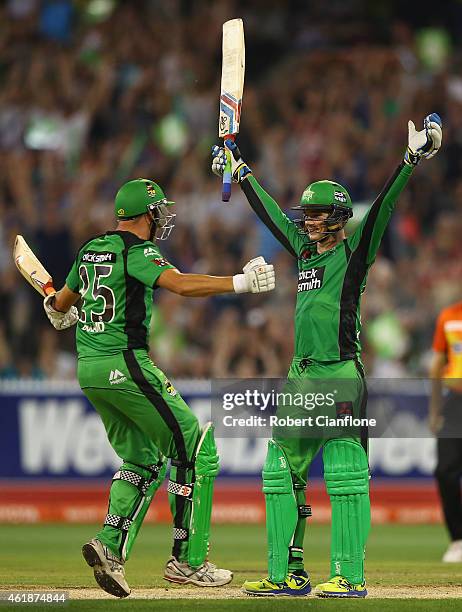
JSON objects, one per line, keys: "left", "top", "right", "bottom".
{"left": 13, "top": 235, "right": 55, "bottom": 297}
{"left": 219, "top": 18, "right": 245, "bottom": 202}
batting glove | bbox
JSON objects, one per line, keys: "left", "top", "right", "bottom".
{"left": 233, "top": 256, "right": 276, "bottom": 294}
{"left": 43, "top": 293, "right": 80, "bottom": 330}
{"left": 211, "top": 140, "right": 252, "bottom": 183}
{"left": 404, "top": 113, "right": 442, "bottom": 166}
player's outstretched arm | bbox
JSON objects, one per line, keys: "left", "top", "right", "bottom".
{"left": 157, "top": 256, "right": 275, "bottom": 297}
{"left": 212, "top": 141, "right": 305, "bottom": 258}
{"left": 43, "top": 285, "right": 80, "bottom": 330}
{"left": 348, "top": 113, "right": 443, "bottom": 263}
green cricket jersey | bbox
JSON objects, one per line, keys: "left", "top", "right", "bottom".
{"left": 65, "top": 231, "right": 175, "bottom": 357}
{"left": 241, "top": 162, "right": 414, "bottom": 362}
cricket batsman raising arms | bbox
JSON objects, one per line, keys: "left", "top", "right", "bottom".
{"left": 212, "top": 114, "right": 442, "bottom": 597}
{"left": 41, "top": 179, "right": 275, "bottom": 597}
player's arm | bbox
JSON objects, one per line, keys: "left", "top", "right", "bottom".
{"left": 348, "top": 114, "right": 442, "bottom": 264}
{"left": 52, "top": 285, "right": 81, "bottom": 311}
{"left": 157, "top": 270, "right": 232, "bottom": 296}
{"left": 157, "top": 257, "right": 275, "bottom": 296}
{"left": 212, "top": 141, "right": 304, "bottom": 258}
{"left": 429, "top": 309, "right": 448, "bottom": 434}
{"left": 128, "top": 245, "right": 275, "bottom": 296}
{"left": 347, "top": 162, "right": 413, "bottom": 263}
{"left": 429, "top": 351, "right": 446, "bottom": 435}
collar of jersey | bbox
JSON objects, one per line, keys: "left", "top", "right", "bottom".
{"left": 303, "top": 240, "right": 343, "bottom": 262}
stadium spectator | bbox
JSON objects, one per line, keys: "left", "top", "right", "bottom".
{"left": 0, "top": 0, "right": 460, "bottom": 379}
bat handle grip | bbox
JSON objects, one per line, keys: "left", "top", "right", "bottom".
{"left": 44, "top": 281, "right": 56, "bottom": 296}
{"left": 222, "top": 134, "right": 235, "bottom": 202}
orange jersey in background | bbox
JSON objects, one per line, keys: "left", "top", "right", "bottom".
{"left": 432, "top": 302, "right": 462, "bottom": 390}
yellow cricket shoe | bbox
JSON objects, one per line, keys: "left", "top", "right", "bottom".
{"left": 314, "top": 575, "right": 367, "bottom": 598}
{"left": 243, "top": 572, "right": 311, "bottom": 597}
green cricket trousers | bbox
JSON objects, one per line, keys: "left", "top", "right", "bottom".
{"left": 78, "top": 349, "right": 200, "bottom": 562}
{"left": 269, "top": 357, "right": 370, "bottom": 584}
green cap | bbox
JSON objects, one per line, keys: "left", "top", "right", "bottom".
{"left": 297, "top": 180, "right": 352, "bottom": 209}
{"left": 114, "top": 179, "right": 174, "bottom": 219}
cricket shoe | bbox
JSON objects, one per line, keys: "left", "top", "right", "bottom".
{"left": 164, "top": 556, "right": 233, "bottom": 587}
{"left": 82, "top": 538, "right": 130, "bottom": 598}
{"left": 314, "top": 575, "right": 367, "bottom": 598}
{"left": 243, "top": 572, "right": 311, "bottom": 596}
{"left": 442, "top": 540, "right": 462, "bottom": 562}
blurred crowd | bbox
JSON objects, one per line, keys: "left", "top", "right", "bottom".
{"left": 2, "top": 0, "right": 462, "bottom": 380}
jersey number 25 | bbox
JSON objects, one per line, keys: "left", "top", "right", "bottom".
{"left": 78, "top": 264, "right": 115, "bottom": 323}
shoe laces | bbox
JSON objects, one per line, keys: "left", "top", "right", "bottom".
{"left": 109, "top": 560, "right": 124, "bottom": 574}
{"left": 331, "top": 576, "right": 352, "bottom": 589}
{"left": 203, "top": 561, "right": 217, "bottom": 572}
{"left": 104, "top": 548, "right": 124, "bottom": 574}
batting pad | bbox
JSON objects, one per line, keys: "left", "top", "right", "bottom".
{"left": 97, "top": 459, "right": 167, "bottom": 561}
{"left": 323, "top": 440, "right": 370, "bottom": 585}
{"left": 263, "top": 440, "right": 298, "bottom": 583}
{"left": 188, "top": 423, "right": 220, "bottom": 567}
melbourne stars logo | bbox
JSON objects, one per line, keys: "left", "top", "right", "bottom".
{"left": 302, "top": 187, "right": 314, "bottom": 201}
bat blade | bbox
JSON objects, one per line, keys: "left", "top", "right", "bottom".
{"left": 13, "top": 235, "right": 55, "bottom": 297}
{"left": 219, "top": 18, "right": 245, "bottom": 202}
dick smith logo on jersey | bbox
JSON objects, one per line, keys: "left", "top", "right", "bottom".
{"left": 298, "top": 266, "right": 325, "bottom": 292}
{"left": 81, "top": 251, "right": 116, "bottom": 264}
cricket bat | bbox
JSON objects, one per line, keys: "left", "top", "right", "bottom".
{"left": 13, "top": 235, "right": 55, "bottom": 297}
{"left": 219, "top": 18, "right": 245, "bottom": 202}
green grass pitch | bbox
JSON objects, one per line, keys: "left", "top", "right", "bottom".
{"left": 0, "top": 523, "right": 461, "bottom": 610}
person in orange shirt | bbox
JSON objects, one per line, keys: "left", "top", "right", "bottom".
{"left": 430, "top": 301, "right": 462, "bottom": 562}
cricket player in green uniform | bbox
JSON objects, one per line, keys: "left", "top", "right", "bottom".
{"left": 42, "top": 178, "right": 275, "bottom": 597}
{"left": 212, "top": 114, "right": 442, "bottom": 597}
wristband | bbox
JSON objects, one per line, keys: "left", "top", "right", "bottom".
{"left": 404, "top": 148, "right": 420, "bottom": 166}
{"left": 235, "top": 163, "right": 252, "bottom": 182}
{"left": 233, "top": 274, "right": 249, "bottom": 294}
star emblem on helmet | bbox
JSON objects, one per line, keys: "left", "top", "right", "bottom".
{"left": 303, "top": 187, "right": 314, "bottom": 201}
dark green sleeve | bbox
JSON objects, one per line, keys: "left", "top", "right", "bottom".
{"left": 241, "top": 176, "right": 306, "bottom": 258}
{"left": 347, "top": 162, "right": 414, "bottom": 264}
{"left": 127, "top": 243, "right": 175, "bottom": 287}
{"left": 65, "top": 258, "right": 80, "bottom": 293}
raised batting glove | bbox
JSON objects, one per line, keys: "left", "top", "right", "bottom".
{"left": 233, "top": 256, "right": 275, "bottom": 294}
{"left": 211, "top": 140, "right": 252, "bottom": 183}
{"left": 404, "top": 113, "right": 442, "bottom": 166}
{"left": 43, "top": 293, "right": 79, "bottom": 330}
